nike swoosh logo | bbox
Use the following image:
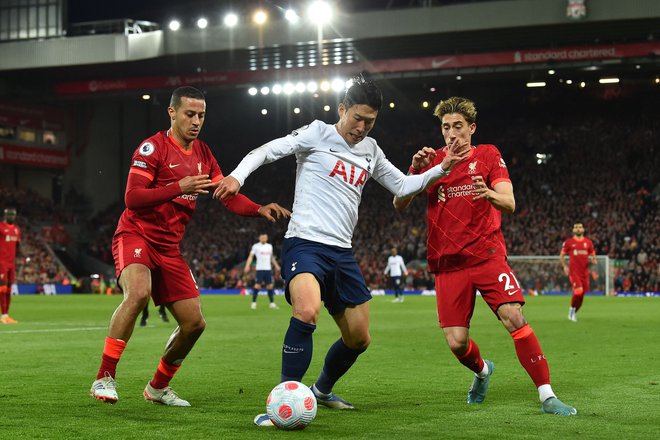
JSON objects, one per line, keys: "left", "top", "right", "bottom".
{"left": 431, "top": 59, "right": 451, "bottom": 68}
{"left": 283, "top": 350, "right": 299, "bottom": 354}
{"left": 330, "top": 148, "right": 340, "bottom": 152}
{"left": 169, "top": 163, "right": 180, "bottom": 168}
{"left": 508, "top": 290, "right": 520, "bottom": 296}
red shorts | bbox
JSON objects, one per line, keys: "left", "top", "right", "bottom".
{"left": 569, "top": 272, "right": 589, "bottom": 294}
{"left": 112, "top": 233, "right": 199, "bottom": 306}
{"left": 434, "top": 257, "right": 525, "bottom": 328}
{"left": 0, "top": 264, "right": 16, "bottom": 285}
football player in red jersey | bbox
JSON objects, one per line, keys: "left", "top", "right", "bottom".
{"left": 90, "top": 86, "right": 290, "bottom": 406}
{"left": 0, "top": 207, "right": 20, "bottom": 324}
{"left": 394, "top": 96, "right": 576, "bottom": 416}
{"left": 560, "top": 222, "right": 597, "bottom": 322}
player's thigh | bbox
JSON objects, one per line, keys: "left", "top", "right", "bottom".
{"left": 289, "top": 273, "right": 323, "bottom": 322}
{"left": 152, "top": 254, "right": 199, "bottom": 306}
{"left": 473, "top": 258, "right": 525, "bottom": 314}
{"left": 435, "top": 270, "right": 476, "bottom": 328}
{"left": 332, "top": 302, "right": 371, "bottom": 349}
{"left": 118, "top": 263, "right": 152, "bottom": 301}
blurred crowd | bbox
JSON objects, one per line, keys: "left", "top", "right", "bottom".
{"left": 3, "top": 90, "right": 658, "bottom": 293}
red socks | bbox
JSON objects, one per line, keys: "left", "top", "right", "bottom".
{"left": 511, "top": 324, "right": 550, "bottom": 387}
{"left": 96, "top": 337, "right": 127, "bottom": 379}
{"left": 570, "top": 293, "right": 584, "bottom": 311}
{"left": 455, "top": 338, "right": 485, "bottom": 374}
{"left": 0, "top": 285, "right": 9, "bottom": 314}
{"left": 150, "top": 358, "right": 181, "bottom": 389}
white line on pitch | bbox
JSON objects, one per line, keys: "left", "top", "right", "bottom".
{"left": 0, "top": 326, "right": 107, "bottom": 335}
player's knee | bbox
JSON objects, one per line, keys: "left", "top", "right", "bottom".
{"left": 445, "top": 335, "right": 469, "bottom": 355}
{"left": 293, "top": 306, "right": 320, "bottom": 325}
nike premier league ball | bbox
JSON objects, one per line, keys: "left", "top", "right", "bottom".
{"left": 266, "top": 381, "right": 317, "bottom": 430}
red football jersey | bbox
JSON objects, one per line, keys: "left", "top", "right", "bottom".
{"left": 423, "top": 144, "right": 511, "bottom": 273}
{"left": 561, "top": 237, "right": 595, "bottom": 275}
{"left": 114, "top": 130, "right": 222, "bottom": 255}
{"left": 0, "top": 221, "right": 20, "bottom": 267}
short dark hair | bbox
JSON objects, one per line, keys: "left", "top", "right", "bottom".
{"left": 170, "top": 86, "right": 206, "bottom": 108}
{"left": 341, "top": 74, "right": 382, "bottom": 111}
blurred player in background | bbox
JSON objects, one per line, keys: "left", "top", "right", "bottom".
{"left": 214, "top": 75, "right": 468, "bottom": 426}
{"left": 140, "top": 303, "right": 170, "bottom": 327}
{"left": 384, "top": 247, "right": 408, "bottom": 302}
{"left": 394, "top": 96, "right": 577, "bottom": 416}
{"left": 560, "top": 222, "right": 597, "bottom": 322}
{"left": 244, "top": 233, "right": 280, "bottom": 310}
{"left": 90, "top": 86, "right": 290, "bottom": 406}
{"left": 0, "top": 207, "right": 20, "bottom": 324}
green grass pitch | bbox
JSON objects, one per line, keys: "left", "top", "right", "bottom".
{"left": 1, "top": 294, "right": 659, "bottom": 439}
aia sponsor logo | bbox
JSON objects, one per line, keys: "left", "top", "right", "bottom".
{"left": 329, "top": 160, "right": 367, "bottom": 187}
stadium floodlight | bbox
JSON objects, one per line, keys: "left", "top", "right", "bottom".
{"left": 285, "top": 9, "right": 300, "bottom": 23}
{"left": 223, "top": 13, "right": 238, "bottom": 27}
{"left": 283, "top": 82, "right": 295, "bottom": 95}
{"left": 548, "top": 69, "right": 556, "bottom": 75}
{"left": 580, "top": 81, "right": 586, "bottom": 88}
{"left": 253, "top": 10, "right": 268, "bottom": 25}
{"left": 248, "top": 87, "right": 258, "bottom": 96}
{"left": 168, "top": 20, "right": 181, "bottom": 31}
{"left": 260, "top": 86, "right": 270, "bottom": 95}
{"left": 389, "top": 102, "right": 395, "bottom": 109}
{"left": 295, "top": 82, "right": 306, "bottom": 93}
{"left": 319, "top": 80, "right": 330, "bottom": 92}
{"left": 197, "top": 18, "right": 208, "bottom": 29}
{"left": 323, "top": 105, "right": 331, "bottom": 111}
{"left": 308, "top": 1, "right": 333, "bottom": 25}
{"left": 272, "top": 84, "right": 283, "bottom": 95}
{"left": 331, "top": 78, "right": 345, "bottom": 92}
{"left": 142, "top": 94, "right": 151, "bottom": 101}
{"left": 306, "top": 81, "right": 318, "bottom": 93}
{"left": 422, "top": 101, "right": 429, "bottom": 108}
{"left": 526, "top": 81, "right": 546, "bottom": 88}
{"left": 566, "top": 79, "right": 573, "bottom": 85}
{"left": 456, "top": 75, "right": 462, "bottom": 81}
{"left": 599, "top": 77, "right": 620, "bottom": 84}
{"left": 261, "top": 109, "right": 268, "bottom": 115}
{"left": 293, "top": 107, "right": 301, "bottom": 114}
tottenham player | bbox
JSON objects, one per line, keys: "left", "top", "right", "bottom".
{"left": 384, "top": 247, "right": 408, "bottom": 302}
{"left": 89, "top": 86, "right": 290, "bottom": 406}
{"left": 245, "top": 233, "right": 281, "bottom": 309}
{"left": 394, "top": 96, "right": 576, "bottom": 416}
{"left": 214, "top": 75, "right": 469, "bottom": 426}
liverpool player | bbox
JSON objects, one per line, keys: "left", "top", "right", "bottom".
{"left": 90, "top": 86, "right": 290, "bottom": 406}
{"left": 394, "top": 96, "right": 577, "bottom": 416}
{"left": 214, "top": 76, "right": 468, "bottom": 426}
{"left": 560, "top": 222, "right": 597, "bottom": 322}
{"left": 0, "top": 207, "right": 20, "bottom": 324}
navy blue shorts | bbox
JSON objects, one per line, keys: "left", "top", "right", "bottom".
{"left": 281, "top": 237, "right": 372, "bottom": 315}
{"left": 255, "top": 270, "right": 273, "bottom": 286}
{"left": 390, "top": 276, "right": 402, "bottom": 288}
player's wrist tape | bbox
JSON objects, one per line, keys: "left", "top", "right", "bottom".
{"left": 408, "top": 166, "right": 421, "bottom": 175}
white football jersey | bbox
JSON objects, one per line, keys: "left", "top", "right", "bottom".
{"left": 385, "top": 255, "right": 407, "bottom": 277}
{"left": 250, "top": 242, "right": 274, "bottom": 271}
{"left": 230, "top": 120, "right": 447, "bottom": 248}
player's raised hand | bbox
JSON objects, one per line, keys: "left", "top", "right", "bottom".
{"left": 410, "top": 146, "right": 437, "bottom": 172}
{"left": 258, "top": 203, "right": 292, "bottom": 223}
{"left": 213, "top": 176, "right": 241, "bottom": 200}
{"left": 179, "top": 174, "right": 214, "bottom": 194}
{"left": 440, "top": 138, "right": 470, "bottom": 172}
{"left": 471, "top": 175, "right": 492, "bottom": 201}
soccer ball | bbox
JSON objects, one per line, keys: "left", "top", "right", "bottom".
{"left": 266, "top": 381, "right": 317, "bottom": 430}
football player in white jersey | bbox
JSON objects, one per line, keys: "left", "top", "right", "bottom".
{"left": 384, "top": 247, "right": 408, "bottom": 303}
{"left": 244, "top": 233, "right": 280, "bottom": 309}
{"left": 214, "top": 76, "right": 469, "bottom": 426}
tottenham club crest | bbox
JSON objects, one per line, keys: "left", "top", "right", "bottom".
{"left": 139, "top": 142, "right": 155, "bottom": 156}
